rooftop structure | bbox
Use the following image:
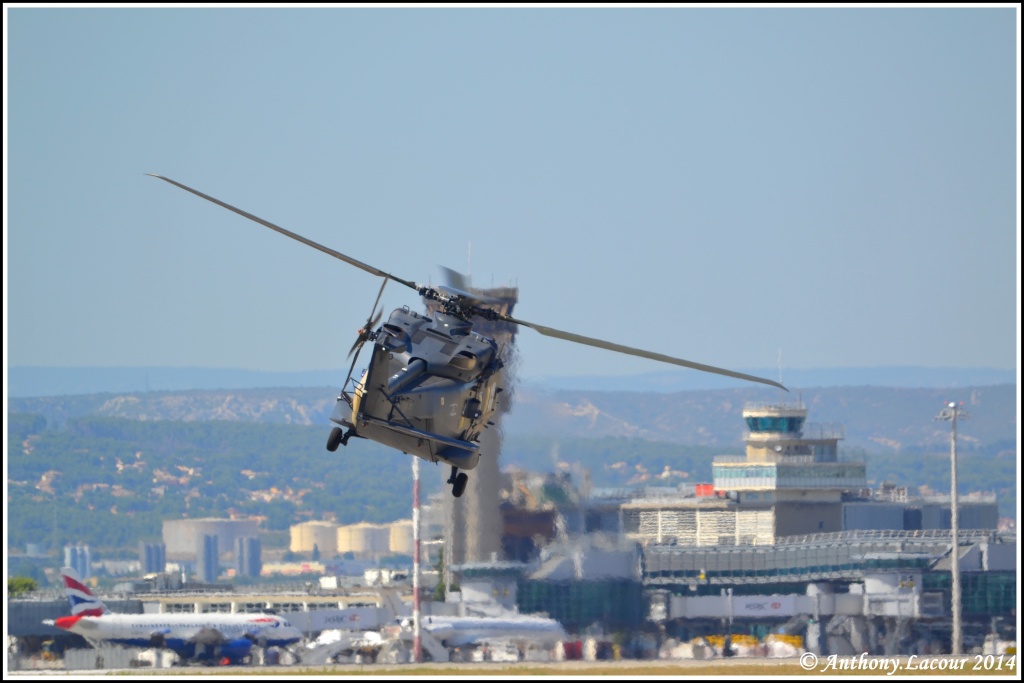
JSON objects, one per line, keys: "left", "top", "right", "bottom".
{"left": 622, "top": 401, "right": 995, "bottom": 546}
{"left": 711, "top": 401, "right": 863, "bottom": 494}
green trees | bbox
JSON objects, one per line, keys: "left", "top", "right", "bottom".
{"left": 6, "top": 408, "right": 1015, "bottom": 560}
{"left": 6, "top": 414, "right": 431, "bottom": 554}
{"left": 8, "top": 576, "right": 39, "bottom": 597}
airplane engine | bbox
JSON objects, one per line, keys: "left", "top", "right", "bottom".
{"left": 219, "top": 638, "right": 254, "bottom": 665}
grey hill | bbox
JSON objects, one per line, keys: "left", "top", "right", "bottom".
{"left": 8, "top": 373, "right": 1016, "bottom": 454}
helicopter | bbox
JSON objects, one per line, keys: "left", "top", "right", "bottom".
{"left": 148, "top": 174, "right": 787, "bottom": 498}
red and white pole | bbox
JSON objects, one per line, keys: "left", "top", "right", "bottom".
{"left": 412, "top": 456, "right": 422, "bottom": 663}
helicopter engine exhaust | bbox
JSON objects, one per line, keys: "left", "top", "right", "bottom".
{"left": 388, "top": 359, "right": 428, "bottom": 394}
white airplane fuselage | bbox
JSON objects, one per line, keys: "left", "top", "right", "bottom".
{"left": 421, "top": 615, "right": 567, "bottom": 648}
{"left": 56, "top": 612, "right": 302, "bottom": 652}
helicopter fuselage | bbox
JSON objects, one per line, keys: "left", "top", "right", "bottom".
{"left": 147, "top": 173, "right": 787, "bottom": 498}
{"left": 330, "top": 307, "right": 505, "bottom": 471}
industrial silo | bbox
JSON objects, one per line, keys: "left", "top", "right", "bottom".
{"left": 389, "top": 519, "right": 414, "bottom": 555}
{"left": 289, "top": 520, "right": 338, "bottom": 556}
{"left": 162, "top": 518, "right": 259, "bottom": 561}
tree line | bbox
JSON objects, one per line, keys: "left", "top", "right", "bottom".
{"left": 7, "top": 414, "right": 1014, "bottom": 559}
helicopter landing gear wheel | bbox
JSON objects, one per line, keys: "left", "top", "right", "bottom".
{"left": 452, "top": 472, "right": 469, "bottom": 498}
{"left": 326, "top": 427, "right": 344, "bottom": 452}
{"left": 446, "top": 466, "right": 469, "bottom": 498}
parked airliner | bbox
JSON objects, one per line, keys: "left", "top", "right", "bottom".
{"left": 45, "top": 567, "right": 303, "bottom": 665}
{"left": 419, "top": 614, "right": 568, "bottom": 648}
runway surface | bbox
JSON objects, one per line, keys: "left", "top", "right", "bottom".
{"left": 11, "top": 655, "right": 1014, "bottom": 677}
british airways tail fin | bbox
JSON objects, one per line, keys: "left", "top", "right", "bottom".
{"left": 61, "top": 566, "right": 107, "bottom": 616}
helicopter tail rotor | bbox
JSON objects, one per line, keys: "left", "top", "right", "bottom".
{"left": 343, "top": 279, "right": 387, "bottom": 390}
{"left": 348, "top": 307, "right": 383, "bottom": 359}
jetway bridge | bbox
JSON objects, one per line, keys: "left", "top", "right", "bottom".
{"left": 642, "top": 529, "right": 1014, "bottom": 588}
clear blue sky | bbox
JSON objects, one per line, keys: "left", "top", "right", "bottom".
{"left": 5, "top": 6, "right": 1020, "bottom": 383}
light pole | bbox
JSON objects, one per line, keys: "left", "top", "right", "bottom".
{"left": 935, "top": 401, "right": 969, "bottom": 655}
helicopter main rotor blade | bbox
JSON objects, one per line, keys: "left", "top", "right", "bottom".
{"left": 440, "top": 266, "right": 470, "bottom": 292}
{"left": 148, "top": 174, "right": 784, "bottom": 391}
{"left": 146, "top": 174, "right": 419, "bottom": 291}
{"left": 438, "top": 265, "right": 502, "bottom": 306}
{"left": 502, "top": 314, "right": 788, "bottom": 391}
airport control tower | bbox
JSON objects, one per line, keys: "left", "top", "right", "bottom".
{"left": 425, "top": 285, "right": 519, "bottom": 564}
{"left": 712, "top": 401, "right": 866, "bottom": 538}
{"left": 621, "top": 401, "right": 867, "bottom": 546}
